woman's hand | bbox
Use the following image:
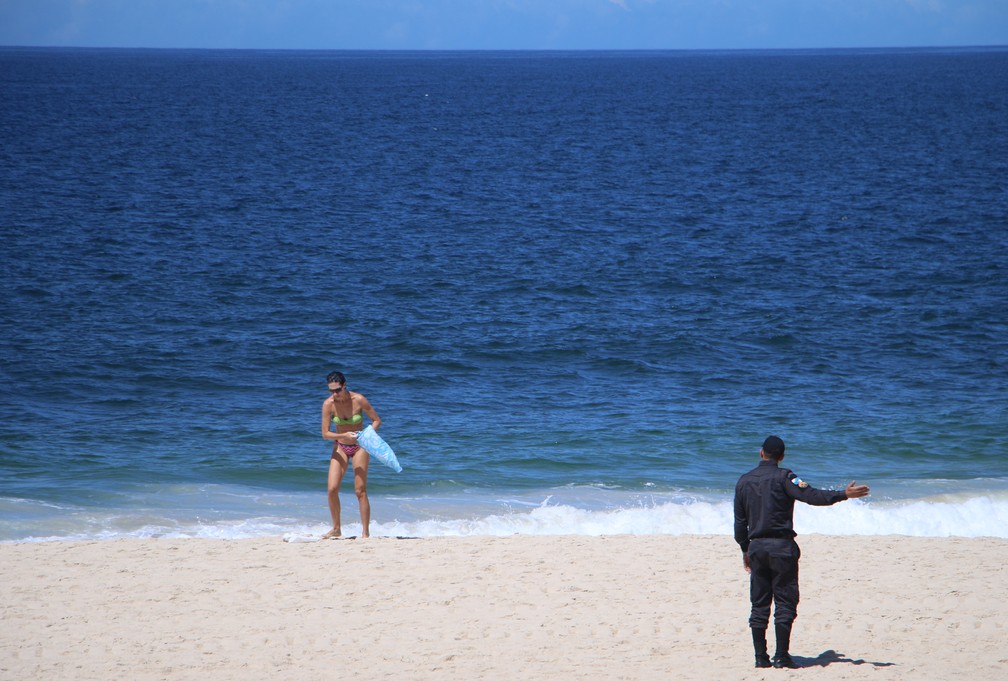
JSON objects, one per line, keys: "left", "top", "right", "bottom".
{"left": 337, "top": 431, "right": 359, "bottom": 445}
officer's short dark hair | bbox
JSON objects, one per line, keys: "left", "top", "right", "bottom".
{"left": 762, "top": 435, "right": 785, "bottom": 460}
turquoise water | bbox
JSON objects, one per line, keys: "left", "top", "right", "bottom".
{"left": 2, "top": 47, "right": 1007, "bottom": 541}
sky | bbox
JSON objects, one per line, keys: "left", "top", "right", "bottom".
{"left": 0, "top": 0, "right": 1006, "bottom": 51}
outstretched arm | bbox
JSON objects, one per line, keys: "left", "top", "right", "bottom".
{"left": 785, "top": 470, "right": 870, "bottom": 506}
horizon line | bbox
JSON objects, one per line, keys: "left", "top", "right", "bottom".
{"left": 3, "top": 43, "right": 1007, "bottom": 53}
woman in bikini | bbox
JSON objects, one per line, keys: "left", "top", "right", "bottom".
{"left": 321, "top": 371, "right": 381, "bottom": 539}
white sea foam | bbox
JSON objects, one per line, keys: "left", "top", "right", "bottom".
{"left": 374, "top": 494, "right": 1008, "bottom": 540}
{"left": 793, "top": 494, "right": 1008, "bottom": 538}
{"left": 5, "top": 490, "right": 1007, "bottom": 543}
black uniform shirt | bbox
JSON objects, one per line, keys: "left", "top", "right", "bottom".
{"left": 733, "top": 459, "right": 847, "bottom": 553}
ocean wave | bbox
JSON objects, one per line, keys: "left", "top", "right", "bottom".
{"left": 370, "top": 494, "right": 1008, "bottom": 540}
{"left": 4, "top": 491, "right": 1007, "bottom": 543}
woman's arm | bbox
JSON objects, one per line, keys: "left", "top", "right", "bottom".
{"left": 321, "top": 399, "right": 336, "bottom": 441}
{"left": 359, "top": 395, "right": 381, "bottom": 431}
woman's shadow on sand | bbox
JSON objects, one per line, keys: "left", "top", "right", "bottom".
{"left": 795, "top": 650, "right": 895, "bottom": 668}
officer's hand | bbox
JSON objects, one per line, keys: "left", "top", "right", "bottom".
{"left": 845, "top": 480, "right": 870, "bottom": 499}
{"left": 742, "top": 552, "right": 751, "bottom": 573}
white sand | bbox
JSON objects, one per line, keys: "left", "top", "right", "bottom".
{"left": 2, "top": 535, "right": 1006, "bottom": 680}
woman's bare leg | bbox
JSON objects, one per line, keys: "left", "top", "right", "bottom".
{"left": 324, "top": 449, "right": 348, "bottom": 539}
{"left": 352, "top": 449, "right": 371, "bottom": 538}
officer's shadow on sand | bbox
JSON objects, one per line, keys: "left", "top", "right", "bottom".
{"left": 796, "top": 650, "right": 895, "bottom": 668}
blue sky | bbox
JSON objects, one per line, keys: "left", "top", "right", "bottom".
{"left": 1, "top": 0, "right": 1006, "bottom": 50}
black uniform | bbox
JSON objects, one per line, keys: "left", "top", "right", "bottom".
{"left": 733, "top": 459, "right": 846, "bottom": 629}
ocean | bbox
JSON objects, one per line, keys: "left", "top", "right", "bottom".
{"left": 2, "top": 46, "right": 1007, "bottom": 542}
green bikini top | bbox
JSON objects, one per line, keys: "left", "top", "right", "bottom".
{"left": 332, "top": 412, "right": 363, "bottom": 426}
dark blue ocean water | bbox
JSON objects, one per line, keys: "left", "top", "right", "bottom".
{"left": 2, "top": 47, "right": 1007, "bottom": 541}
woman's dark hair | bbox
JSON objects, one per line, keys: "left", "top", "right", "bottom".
{"left": 326, "top": 371, "right": 346, "bottom": 385}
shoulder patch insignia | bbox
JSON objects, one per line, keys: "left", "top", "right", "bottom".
{"left": 791, "top": 477, "right": 809, "bottom": 488}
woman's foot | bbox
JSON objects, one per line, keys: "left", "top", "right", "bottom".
{"left": 321, "top": 528, "right": 342, "bottom": 540}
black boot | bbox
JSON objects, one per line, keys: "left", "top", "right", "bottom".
{"left": 772, "top": 623, "right": 798, "bottom": 668}
{"left": 752, "top": 628, "right": 771, "bottom": 668}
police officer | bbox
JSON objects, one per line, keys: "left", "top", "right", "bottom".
{"left": 733, "top": 436, "right": 869, "bottom": 669}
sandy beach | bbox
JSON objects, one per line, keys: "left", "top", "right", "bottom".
{"left": 2, "top": 534, "right": 1005, "bottom": 680}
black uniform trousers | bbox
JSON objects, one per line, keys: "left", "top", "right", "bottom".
{"left": 747, "top": 537, "right": 801, "bottom": 629}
